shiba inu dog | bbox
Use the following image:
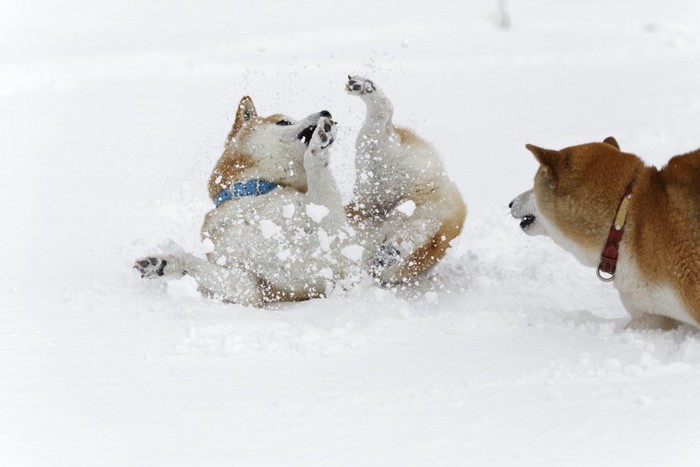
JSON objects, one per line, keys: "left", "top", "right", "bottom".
{"left": 510, "top": 137, "right": 700, "bottom": 330}
{"left": 135, "top": 75, "right": 467, "bottom": 305}
{"left": 135, "top": 97, "right": 359, "bottom": 306}
{"left": 345, "top": 75, "right": 467, "bottom": 284}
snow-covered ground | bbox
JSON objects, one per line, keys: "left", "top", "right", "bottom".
{"left": 2, "top": 1, "right": 700, "bottom": 465}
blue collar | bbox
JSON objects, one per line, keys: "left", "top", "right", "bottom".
{"left": 214, "top": 179, "right": 279, "bottom": 207}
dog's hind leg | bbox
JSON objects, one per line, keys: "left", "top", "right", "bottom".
{"left": 134, "top": 253, "right": 263, "bottom": 306}
{"left": 370, "top": 186, "right": 467, "bottom": 284}
{"left": 346, "top": 75, "right": 403, "bottom": 207}
{"left": 347, "top": 75, "right": 394, "bottom": 125}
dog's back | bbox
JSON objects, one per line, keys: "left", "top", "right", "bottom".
{"left": 630, "top": 149, "right": 700, "bottom": 323}
{"left": 662, "top": 150, "right": 700, "bottom": 311}
{"left": 663, "top": 149, "right": 700, "bottom": 228}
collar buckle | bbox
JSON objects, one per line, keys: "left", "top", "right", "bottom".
{"left": 596, "top": 181, "right": 635, "bottom": 282}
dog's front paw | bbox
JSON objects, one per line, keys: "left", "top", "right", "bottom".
{"left": 134, "top": 256, "right": 171, "bottom": 279}
{"left": 309, "top": 116, "right": 337, "bottom": 151}
{"left": 346, "top": 75, "right": 375, "bottom": 95}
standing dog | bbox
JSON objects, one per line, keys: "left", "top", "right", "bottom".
{"left": 510, "top": 137, "right": 700, "bottom": 329}
{"left": 135, "top": 97, "right": 358, "bottom": 306}
{"left": 345, "top": 75, "right": 467, "bottom": 284}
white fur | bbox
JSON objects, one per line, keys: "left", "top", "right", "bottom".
{"left": 136, "top": 115, "right": 358, "bottom": 306}
{"left": 615, "top": 246, "right": 694, "bottom": 327}
{"left": 237, "top": 115, "right": 315, "bottom": 189}
{"left": 347, "top": 75, "right": 465, "bottom": 282}
{"left": 138, "top": 75, "right": 467, "bottom": 301}
{"left": 511, "top": 189, "right": 600, "bottom": 266}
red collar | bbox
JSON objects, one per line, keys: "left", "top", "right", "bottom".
{"left": 596, "top": 181, "right": 636, "bottom": 282}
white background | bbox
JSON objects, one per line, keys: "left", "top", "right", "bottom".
{"left": 1, "top": 1, "right": 700, "bottom": 465}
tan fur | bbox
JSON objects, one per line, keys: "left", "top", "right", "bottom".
{"left": 208, "top": 150, "right": 255, "bottom": 199}
{"left": 208, "top": 101, "right": 310, "bottom": 201}
{"left": 226, "top": 96, "right": 256, "bottom": 144}
{"left": 344, "top": 201, "right": 369, "bottom": 221}
{"left": 210, "top": 96, "right": 258, "bottom": 199}
{"left": 528, "top": 142, "right": 700, "bottom": 325}
{"left": 209, "top": 112, "right": 301, "bottom": 199}
{"left": 345, "top": 184, "right": 466, "bottom": 281}
{"left": 529, "top": 142, "right": 643, "bottom": 252}
{"left": 210, "top": 91, "right": 466, "bottom": 292}
{"left": 260, "top": 280, "right": 323, "bottom": 304}
{"left": 628, "top": 150, "right": 700, "bottom": 321}
{"left": 398, "top": 196, "right": 466, "bottom": 278}
{"left": 395, "top": 126, "right": 423, "bottom": 146}
{"left": 346, "top": 76, "right": 467, "bottom": 284}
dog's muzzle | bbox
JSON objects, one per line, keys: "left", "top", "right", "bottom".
{"left": 297, "top": 110, "right": 332, "bottom": 145}
{"left": 510, "top": 190, "right": 539, "bottom": 233}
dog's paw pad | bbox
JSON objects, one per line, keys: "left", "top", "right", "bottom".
{"left": 310, "top": 116, "right": 337, "bottom": 150}
{"left": 372, "top": 244, "right": 400, "bottom": 271}
{"left": 134, "top": 256, "right": 168, "bottom": 279}
{"left": 346, "top": 75, "right": 375, "bottom": 95}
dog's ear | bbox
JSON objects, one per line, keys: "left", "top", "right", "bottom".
{"left": 227, "top": 96, "right": 258, "bottom": 144}
{"left": 603, "top": 136, "right": 620, "bottom": 150}
{"left": 526, "top": 144, "right": 563, "bottom": 188}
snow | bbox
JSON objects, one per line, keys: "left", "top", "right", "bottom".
{"left": 305, "top": 203, "right": 330, "bottom": 223}
{"left": 396, "top": 199, "right": 417, "bottom": 217}
{"left": 341, "top": 244, "right": 365, "bottom": 263}
{"left": 2, "top": 1, "right": 700, "bottom": 466}
{"left": 282, "top": 203, "right": 296, "bottom": 219}
{"left": 259, "top": 219, "right": 282, "bottom": 240}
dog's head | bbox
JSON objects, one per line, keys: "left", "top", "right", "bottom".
{"left": 510, "top": 136, "right": 643, "bottom": 266}
{"left": 208, "top": 96, "right": 332, "bottom": 199}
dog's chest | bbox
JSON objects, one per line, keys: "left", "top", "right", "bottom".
{"left": 201, "top": 190, "right": 336, "bottom": 259}
{"left": 205, "top": 192, "right": 305, "bottom": 231}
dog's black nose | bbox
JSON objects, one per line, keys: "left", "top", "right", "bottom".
{"left": 509, "top": 200, "right": 514, "bottom": 209}
{"left": 320, "top": 110, "right": 332, "bottom": 118}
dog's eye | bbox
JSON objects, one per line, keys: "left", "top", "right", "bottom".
{"left": 276, "top": 120, "right": 293, "bottom": 126}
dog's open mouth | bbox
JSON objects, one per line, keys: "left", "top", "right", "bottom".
{"left": 297, "top": 125, "right": 317, "bottom": 145}
{"left": 520, "top": 214, "right": 536, "bottom": 230}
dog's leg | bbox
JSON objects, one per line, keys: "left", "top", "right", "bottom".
{"left": 303, "top": 116, "right": 345, "bottom": 229}
{"left": 625, "top": 310, "right": 682, "bottom": 331}
{"left": 369, "top": 206, "right": 442, "bottom": 283}
{"left": 346, "top": 75, "right": 400, "bottom": 209}
{"left": 346, "top": 75, "right": 394, "bottom": 125}
{"left": 134, "top": 254, "right": 263, "bottom": 306}
{"left": 370, "top": 186, "right": 467, "bottom": 284}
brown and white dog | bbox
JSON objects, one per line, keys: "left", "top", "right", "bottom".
{"left": 135, "top": 97, "right": 358, "bottom": 306}
{"left": 510, "top": 137, "right": 700, "bottom": 330}
{"left": 345, "top": 75, "right": 467, "bottom": 284}
{"left": 135, "top": 76, "right": 468, "bottom": 306}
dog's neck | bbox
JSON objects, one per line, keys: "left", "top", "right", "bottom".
{"left": 208, "top": 148, "right": 308, "bottom": 201}
{"left": 214, "top": 179, "right": 280, "bottom": 207}
{"left": 597, "top": 180, "right": 636, "bottom": 281}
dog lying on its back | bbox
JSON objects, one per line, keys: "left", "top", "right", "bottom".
{"left": 511, "top": 137, "right": 700, "bottom": 330}
{"left": 135, "top": 76, "right": 468, "bottom": 306}
{"left": 135, "top": 98, "right": 357, "bottom": 306}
